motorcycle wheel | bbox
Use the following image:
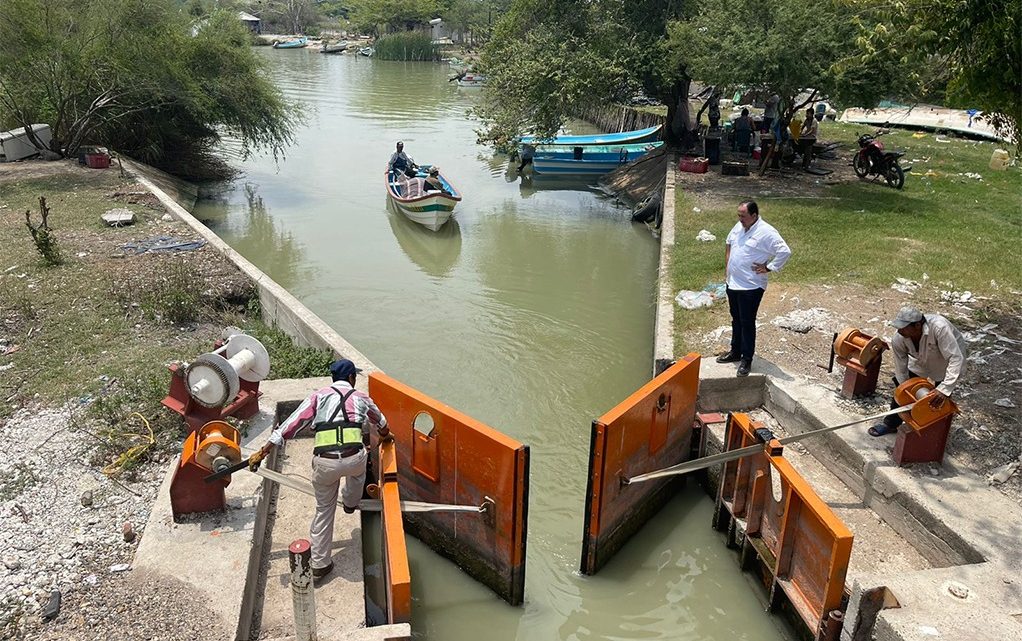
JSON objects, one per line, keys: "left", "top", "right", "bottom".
{"left": 852, "top": 153, "right": 869, "bottom": 178}
{"left": 885, "top": 164, "right": 905, "bottom": 189}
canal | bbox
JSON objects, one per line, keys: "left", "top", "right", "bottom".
{"left": 194, "top": 49, "right": 788, "bottom": 641}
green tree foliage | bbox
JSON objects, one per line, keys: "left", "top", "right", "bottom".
{"left": 477, "top": 1, "right": 696, "bottom": 147}
{"left": 673, "top": 0, "right": 878, "bottom": 129}
{"left": 258, "top": 0, "right": 319, "bottom": 34}
{"left": 0, "top": 0, "right": 297, "bottom": 180}
{"left": 845, "top": 0, "right": 1021, "bottom": 144}
{"left": 348, "top": 0, "right": 439, "bottom": 36}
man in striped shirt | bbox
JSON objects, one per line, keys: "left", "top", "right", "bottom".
{"left": 249, "top": 358, "right": 390, "bottom": 579}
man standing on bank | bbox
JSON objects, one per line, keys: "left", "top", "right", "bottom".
{"left": 248, "top": 358, "right": 390, "bottom": 580}
{"left": 717, "top": 201, "right": 791, "bottom": 376}
{"left": 868, "top": 306, "right": 968, "bottom": 436}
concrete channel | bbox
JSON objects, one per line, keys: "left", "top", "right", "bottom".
{"left": 125, "top": 152, "right": 1020, "bottom": 641}
{"left": 656, "top": 157, "right": 1022, "bottom": 639}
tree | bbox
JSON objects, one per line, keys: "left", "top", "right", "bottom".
{"left": 258, "top": 0, "right": 318, "bottom": 34}
{"left": 477, "top": 1, "right": 698, "bottom": 148}
{"left": 347, "top": 0, "right": 438, "bottom": 36}
{"left": 0, "top": 0, "right": 297, "bottom": 179}
{"left": 845, "top": 0, "right": 1021, "bottom": 144}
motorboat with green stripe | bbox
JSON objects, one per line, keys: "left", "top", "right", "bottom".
{"left": 385, "top": 164, "right": 462, "bottom": 232}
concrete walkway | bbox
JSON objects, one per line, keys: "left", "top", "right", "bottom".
{"left": 134, "top": 377, "right": 409, "bottom": 640}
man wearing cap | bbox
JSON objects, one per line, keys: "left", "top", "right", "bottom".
{"left": 248, "top": 359, "right": 390, "bottom": 579}
{"left": 423, "top": 166, "right": 450, "bottom": 194}
{"left": 717, "top": 200, "right": 791, "bottom": 376}
{"left": 868, "top": 306, "right": 968, "bottom": 436}
{"left": 388, "top": 141, "right": 417, "bottom": 177}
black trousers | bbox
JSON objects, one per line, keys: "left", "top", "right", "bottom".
{"left": 727, "top": 287, "right": 765, "bottom": 362}
{"left": 884, "top": 371, "right": 941, "bottom": 428}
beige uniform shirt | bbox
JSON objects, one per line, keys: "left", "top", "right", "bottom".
{"left": 892, "top": 314, "right": 968, "bottom": 395}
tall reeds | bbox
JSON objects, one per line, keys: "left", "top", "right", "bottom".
{"left": 373, "top": 32, "right": 440, "bottom": 61}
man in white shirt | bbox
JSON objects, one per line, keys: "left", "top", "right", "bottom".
{"left": 868, "top": 306, "right": 968, "bottom": 436}
{"left": 717, "top": 201, "right": 792, "bottom": 376}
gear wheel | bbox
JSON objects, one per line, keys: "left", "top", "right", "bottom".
{"left": 185, "top": 353, "right": 240, "bottom": 408}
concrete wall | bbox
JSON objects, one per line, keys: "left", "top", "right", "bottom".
{"left": 652, "top": 155, "right": 677, "bottom": 376}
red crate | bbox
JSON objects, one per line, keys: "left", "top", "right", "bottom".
{"left": 678, "top": 157, "right": 709, "bottom": 174}
{"left": 85, "top": 153, "right": 110, "bottom": 169}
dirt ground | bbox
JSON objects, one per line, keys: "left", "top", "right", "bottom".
{"left": 679, "top": 280, "right": 1022, "bottom": 504}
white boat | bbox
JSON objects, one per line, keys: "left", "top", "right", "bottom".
{"left": 456, "top": 73, "right": 485, "bottom": 88}
{"left": 385, "top": 166, "right": 462, "bottom": 231}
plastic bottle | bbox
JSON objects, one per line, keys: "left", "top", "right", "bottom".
{"left": 989, "top": 148, "right": 1010, "bottom": 171}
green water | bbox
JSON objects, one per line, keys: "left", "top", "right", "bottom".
{"left": 194, "top": 49, "right": 787, "bottom": 641}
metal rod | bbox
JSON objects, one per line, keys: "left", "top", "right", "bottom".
{"left": 256, "top": 467, "right": 486, "bottom": 513}
{"left": 288, "top": 538, "right": 318, "bottom": 641}
{"left": 624, "top": 403, "right": 915, "bottom": 485}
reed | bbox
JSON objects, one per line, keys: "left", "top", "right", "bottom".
{"left": 373, "top": 32, "right": 440, "bottom": 61}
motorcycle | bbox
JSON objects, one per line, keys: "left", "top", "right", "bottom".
{"left": 853, "top": 130, "right": 907, "bottom": 189}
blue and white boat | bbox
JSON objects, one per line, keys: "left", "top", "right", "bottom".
{"left": 520, "top": 124, "right": 662, "bottom": 146}
{"left": 532, "top": 141, "right": 664, "bottom": 161}
{"left": 531, "top": 142, "right": 664, "bottom": 176}
{"left": 273, "top": 37, "right": 308, "bottom": 49}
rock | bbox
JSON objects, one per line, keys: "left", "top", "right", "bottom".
{"left": 161, "top": 214, "right": 173, "bottom": 222}
{"left": 993, "top": 398, "right": 1017, "bottom": 409}
{"left": 2, "top": 556, "right": 21, "bottom": 571}
{"left": 121, "top": 522, "right": 135, "bottom": 543}
{"left": 771, "top": 308, "right": 832, "bottom": 334}
{"left": 80, "top": 490, "right": 93, "bottom": 507}
{"left": 41, "top": 590, "right": 61, "bottom": 621}
{"left": 100, "top": 208, "right": 135, "bottom": 227}
{"left": 108, "top": 563, "right": 130, "bottom": 573}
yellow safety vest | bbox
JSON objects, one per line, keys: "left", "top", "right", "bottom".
{"left": 313, "top": 388, "right": 365, "bottom": 455}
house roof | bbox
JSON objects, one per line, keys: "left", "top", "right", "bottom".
{"left": 238, "top": 11, "right": 260, "bottom": 22}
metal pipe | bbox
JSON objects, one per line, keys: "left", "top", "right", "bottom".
{"left": 289, "top": 538, "right": 318, "bottom": 641}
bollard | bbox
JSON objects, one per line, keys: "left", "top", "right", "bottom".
{"left": 288, "top": 539, "right": 318, "bottom": 641}
{"left": 821, "top": 609, "right": 844, "bottom": 641}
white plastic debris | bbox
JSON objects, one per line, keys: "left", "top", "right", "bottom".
{"left": 109, "top": 563, "right": 131, "bottom": 573}
{"left": 675, "top": 290, "right": 714, "bottom": 310}
{"left": 771, "top": 308, "right": 832, "bottom": 333}
{"left": 891, "top": 277, "right": 921, "bottom": 294}
{"left": 101, "top": 208, "right": 136, "bottom": 227}
{"left": 696, "top": 229, "right": 716, "bottom": 242}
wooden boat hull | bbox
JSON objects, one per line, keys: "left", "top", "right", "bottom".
{"left": 520, "top": 124, "right": 662, "bottom": 146}
{"left": 532, "top": 157, "right": 636, "bottom": 175}
{"left": 274, "top": 37, "right": 308, "bottom": 49}
{"left": 533, "top": 141, "right": 664, "bottom": 161}
{"left": 385, "top": 167, "right": 462, "bottom": 232}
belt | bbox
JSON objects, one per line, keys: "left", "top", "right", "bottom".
{"left": 317, "top": 448, "right": 362, "bottom": 460}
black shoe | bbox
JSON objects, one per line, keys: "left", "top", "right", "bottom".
{"left": 716, "top": 351, "right": 742, "bottom": 363}
{"left": 737, "top": 360, "right": 752, "bottom": 377}
{"left": 312, "top": 561, "right": 334, "bottom": 580}
{"left": 342, "top": 504, "right": 357, "bottom": 514}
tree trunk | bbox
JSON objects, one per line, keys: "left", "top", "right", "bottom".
{"left": 664, "top": 77, "right": 694, "bottom": 150}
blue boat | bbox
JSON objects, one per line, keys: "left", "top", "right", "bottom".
{"left": 273, "top": 37, "right": 308, "bottom": 49}
{"left": 520, "top": 124, "right": 662, "bottom": 146}
{"left": 532, "top": 141, "right": 664, "bottom": 161}
{"left": 532, "top": 144, "right": 663, "bottom": 176}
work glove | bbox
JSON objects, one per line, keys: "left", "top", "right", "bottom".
{"left": 248, "top": 448, "right": 267, "bottom": 472}
{"left": 377, "top": 426, "right": 394, "bottom": 443}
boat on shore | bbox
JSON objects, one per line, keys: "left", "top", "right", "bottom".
{"left": 273, "top": 37, "right": 308, "bottom": 49}
{"left": 385, "top": 165, "right": 462, "bottom": 231}
{"left": 520, "top": 124, "right": 662, "bottom": 146}
{"left": 320, "top": 41, "right": 348, "bottom": 54}
{"left": 357, "top": 46, "right": 374, "bottom": 57}
{"left": 532, "top": 141, "right": 664, "bottom": 161}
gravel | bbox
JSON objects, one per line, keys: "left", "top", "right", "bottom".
{"left": 0, "top": 406, "right": 206, "bottom": 640}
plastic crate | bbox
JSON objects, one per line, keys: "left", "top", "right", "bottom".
{"left": 85, "top": 152, "right": 110, "bottom": 169}
{"left": 678, "top": 157, "right": 709, "bottom": 174}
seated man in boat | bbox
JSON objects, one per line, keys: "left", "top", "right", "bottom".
{"left": 422, "top": 167, "right": 451, "bottom": 195}
{"left": 388, "top": 141, "right": 418, "bottom": 178}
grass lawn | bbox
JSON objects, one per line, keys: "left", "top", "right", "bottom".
{"left": 670, "top": 123, "right": 1021, "bottom": 351}
{"left": 0, "top": 164, "right": 331, "bottom": 472}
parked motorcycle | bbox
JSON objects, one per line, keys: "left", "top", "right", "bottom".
{"left": 853, "top": 130, "right": 907, "bottom": 189}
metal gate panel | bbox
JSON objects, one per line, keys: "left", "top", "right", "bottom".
{"left": 368, "top": 372, "right": 529, "bottom": 605}
{"left": 719, "top": 413, "right": 853, "bottom": 637}
{"left": 580, "top": 354, "right": 701, "bottom": 575}
{"left": 379, "top": 440, "right": 411, "bottom": 624}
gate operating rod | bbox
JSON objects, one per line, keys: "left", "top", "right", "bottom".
{"left": 256, "top": 467, "right": 488, "bottom": 513}
{"left": 623, "top": 403, "right": 917, "bottom": 485}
